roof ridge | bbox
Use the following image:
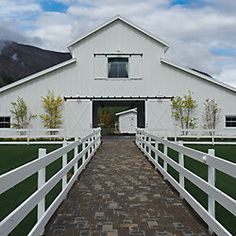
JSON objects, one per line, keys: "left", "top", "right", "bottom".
{"left": 67, "top": 15, "right": 169, "bottom": 49}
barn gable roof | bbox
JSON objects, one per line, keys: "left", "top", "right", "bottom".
{"left": 0, "top": 58, "right": 76, "bottom": 94}
{"left": 161, "top": 58, "right": 236, "bottom": 94}
{"left": 67, "top": 15, "right": 170, "bottom": 50}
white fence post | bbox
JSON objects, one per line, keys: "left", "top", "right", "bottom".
{"left": 178, "top": 141, "right": 185, "bottom": 199}
{"left": 27, "top": 128, "right": 30, "bottom": 145}
{"left": 208, "top": 149, "right": 215, "bottom": 235}
{"left": 82, "top": 140, "right": 86, "bottom": 168}
{"left": 62, "top": 141, "right": 67, "bottom": 192}
{"left": 147, "top": 136, "right": 151, "bottom": 158}
{"left": 163, "top": 137, "right": 168, "bottom": 177}
{"left": 154, "top": 140, "right": 159, "bottom": 169}
{"left": 96, "top": 130, "right": 99, "bottom": 148}
{"left": 74, "top": 137, "right": 78, "bottom": 175}
{"left": 37, "top": 148, "right": 46, "bottom": 234}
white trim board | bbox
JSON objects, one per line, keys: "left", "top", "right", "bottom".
{"left": 161, "top": 58, "right": 236, "bottom": 94}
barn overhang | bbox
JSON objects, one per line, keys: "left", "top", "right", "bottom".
{"left": 64, "top": 96, "right": 174, "bottom": 101}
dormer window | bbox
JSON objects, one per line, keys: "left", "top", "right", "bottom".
{"left": 94, "top": 53, "right": 142, "bottom": 80}
{"left": 108, "top": 58, "right": 128, "bottom": 78}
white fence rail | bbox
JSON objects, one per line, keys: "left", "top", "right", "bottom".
{"left": 0, "top": 128, "right": 65, "bottom": 139}
{"left": 0, "top": 128, "right": 101, "bottom": 236}
{"left": 147, "top": 128, "right": 236, "bottom": 139}
{"left": 136, "top": 129, "right": 236, "bottom": 236}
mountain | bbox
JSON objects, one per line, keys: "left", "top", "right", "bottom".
{"left": 0, "top": 41, "right": 71, "bottom": 88}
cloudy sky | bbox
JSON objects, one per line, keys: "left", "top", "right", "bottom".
{"left": 0, "top": 0, "right": 236, "bottom": 87}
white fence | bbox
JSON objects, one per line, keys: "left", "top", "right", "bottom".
{"left": 136, "top": 129, "right": 236, "bottom": 236}
{"left": 0, "top": 128, "right": 65, "bottom": 139}
{"left": 0, "top": 128, "right": 101, "bottom": 236}
{"left": 147, "top": 128, "right": 236, "bottom": 140}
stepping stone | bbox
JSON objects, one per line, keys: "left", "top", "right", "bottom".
{"left": 109, "top": 202, "right": 118, "bottom": 209}
{"left": 107, "top": 229, "right": 118, "bottom": 236}
{"left": 102, "top": 223, "right": 113, "bottom": 232}
{"left": 147, "top": 220, "right": 158, "bottom": 228}
{"left": 139, "top": 195, "right": 148, "bottom": 201}
{"left": 95, "top": 212, "right": 105, "bottom": 219}
{"left": 129, "top": 230, "right": 145, "bottom": 236}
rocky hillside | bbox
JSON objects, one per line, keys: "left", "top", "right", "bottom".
{"left": 0, "top": 41, "right": 71, "bottom": 87}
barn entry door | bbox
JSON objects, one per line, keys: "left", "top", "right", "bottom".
{"left": 92, "top": 100, "right": 145, "bottom": 129}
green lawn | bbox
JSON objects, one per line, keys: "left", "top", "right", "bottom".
{"left": 166, "top": 144, "right": 236, "bottom": 235}
{"left": 0, "top": 144, "right": 78, "bottom": 236}
{"left": 0, "top": 143, "right": 235, "bottom": 235}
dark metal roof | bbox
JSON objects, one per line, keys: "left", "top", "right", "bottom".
{"left": 190, "top": 68, "right": 212, "bottom": 78}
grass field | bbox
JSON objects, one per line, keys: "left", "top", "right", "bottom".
{"left": 166, "top": 144, "right": 236, "bottom": 235}
{"left": 0, "top": 143, "right": 235, "bottom": 235}
{"left": 0, "top": 144, "right": 77, "bottom": 236}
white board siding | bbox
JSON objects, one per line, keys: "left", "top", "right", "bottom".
{"left": 94, "top": 55, "right": 107, "bottom": 79}
{"left": 129, "top": 55, "right": 142, "bottom": 79}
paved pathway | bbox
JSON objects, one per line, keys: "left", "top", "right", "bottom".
{"left": 45, "top": 139, "right": 209, "bottom": 236}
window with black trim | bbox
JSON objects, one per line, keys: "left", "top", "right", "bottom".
{"left": 0, "top": 116, "right": 10, "bottom": 128}
{"left": 225, "top": 115, "right": 236, "bottom": 127}
{"left": 108, "top": 58, "right": 128, "bottom": 78}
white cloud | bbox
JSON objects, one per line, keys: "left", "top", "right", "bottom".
{"left": 0, "top": 0, "right": 41, "bottom": 18}
{"left": 218, "top": 68, "right": 236, "bottom": 88}
{"left": 0, "top": 0, "right": 236, "bottom": 86}
{"left": 26, "top": 12, "right": 73, "bottom": 51}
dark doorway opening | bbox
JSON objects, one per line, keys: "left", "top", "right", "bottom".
{"left": 92, "top": 100, "right": 145, "bottom": 132}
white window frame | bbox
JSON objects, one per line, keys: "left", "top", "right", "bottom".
{"left": 107, "top": 56, "right": 129, "bottom": 79}
{"left": 224, "top": 114, "right": 236, "bottom": 129}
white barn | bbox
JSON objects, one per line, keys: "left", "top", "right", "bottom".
{"left": 116, "top": 108, "right": 137, "bottom": 134}
{"left": 0, "top": 15, "right": 236, "bottom": 138}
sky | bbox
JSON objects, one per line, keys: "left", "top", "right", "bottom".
{"left": 0, "top": 0, "right": 236, "bottom": 87}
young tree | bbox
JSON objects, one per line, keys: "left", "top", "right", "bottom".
{"left": 100, "top": 111, "right": 110, "bottom": 128}
{"left": 202, "top": 99, "right": 221, "bottom": 134}
{"left": 10, "top": 97, "right": 36, "bottom": 130}
{"left": 40, "top": 91, "right": 64, "bottom": 133}
{"left": 171, "top": 92, "right": 198, "bottom": 134}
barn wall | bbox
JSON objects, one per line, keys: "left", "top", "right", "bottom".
{"left": 70, "top": 20, "right": 166, "bottom": 96}
{"left": 70, "top": 19, "right": 236, "bottom": 134}
{"left": 0, "top": 63, "right": 92, "bottom": 137}
{"left": 0, "top": 18, "right": 236, "bottom": 136}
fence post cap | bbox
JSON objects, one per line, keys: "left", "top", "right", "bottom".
{"left": 208, "top": 149, "right": 215, "bottom": 155}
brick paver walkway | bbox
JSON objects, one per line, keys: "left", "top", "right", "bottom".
{"left": 45, "top": 139, "right": 209, "bottom": 236}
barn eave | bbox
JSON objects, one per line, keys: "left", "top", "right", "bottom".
{"left": 161, "top": 58, "right": 236, "bottom": 94}
{"left": 0, "top": 58, "right": 77, "bottom": 94}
